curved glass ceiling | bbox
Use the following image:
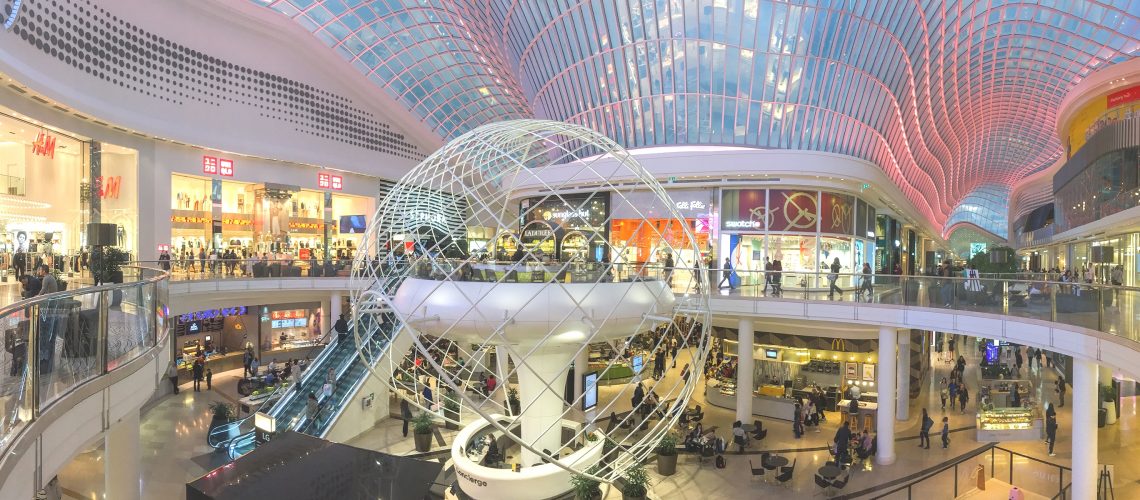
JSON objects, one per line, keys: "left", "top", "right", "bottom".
{"left": 256, "top": 0, "right": 1140, "bottom": 235}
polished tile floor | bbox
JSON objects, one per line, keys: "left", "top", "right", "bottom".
{"left": 52, "top": 336, "right": 1137, "bottom": 499}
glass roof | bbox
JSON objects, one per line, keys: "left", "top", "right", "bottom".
{"left": 255, "top": 0, "right": 1140, "bottom": 235}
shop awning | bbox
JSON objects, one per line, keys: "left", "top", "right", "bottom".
{"left": 186, "top": 431, "right": 443, "bottom": 500}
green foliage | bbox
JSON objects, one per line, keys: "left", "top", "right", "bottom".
{"left": 412, "top": 412, "right": 435, "bottom": 435}
{"left": 92, "top": 246, "right": 130, "bottom": 283}
{"left": 656, "top": 433, "right": 678, "bottom": 457}
{"left": 1101, "top": 384, "right": 1117, "bottom": 402}
{"left": 507, "top": 387, "right": 520, "bottom": 405}
{"left": 443, "top": 393, "right": 460, "bottom": 413}
{"left": 967, "top": 246, "right": 1018, "bottom": 274}
{"left": 569, "top": 464, "right": 603, "bottom": 500}
{"left": 209, "top": 401, "right": 234, "bottom": 421}
{"left": 620, "top": 464, "right": 650, "bottom": 497}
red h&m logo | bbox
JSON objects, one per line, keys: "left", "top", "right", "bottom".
{"left": 99, "top": 175, "right": 121, "bottom": 199}
{"left": 318, "top": 173, "right": 330, "bottom": 189}
{"left": 219, "top": 158, "right": 234, "bottom": 176}
{"left": 32, "top": 132, "right": 56, "bottom": 158}
{"left": 202, "top": 156, "right": 219, "bottom": 175}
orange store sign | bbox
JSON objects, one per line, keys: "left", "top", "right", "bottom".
{"left": 271, "top": 310, "right": 305, "bottom": 320}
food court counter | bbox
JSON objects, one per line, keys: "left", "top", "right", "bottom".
{"left": 704, "top": 384, "right": 797, "bottom": 421}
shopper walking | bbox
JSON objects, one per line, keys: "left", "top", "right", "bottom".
{"left": 1056, "top": 377, "right": 1066, "bottom": 407}
{"left": 919, "top": 408, "right": 934, "bottom": 449}
{"left": 334, "top": 313, "right": 350, "bottom": 343}
{"left": 948, "top": 379, "right": 958, "bottom": 410}
{"left": 859, "top": 263, "right": 874, "bottom": 298}
{"left": 940, "top": 416, "right": 950, "bottom": 448}
{"left": 401, "top": 398, "right": 413, "bottom": 437}
{"left": 1045, "top": 411, "right": 1058, "bottom": 457}
{"left": 958, "top": 386, "right": 969, "bottom": 414}
{"left": 828, "top": 257, "right": 842, "bottom": 299}
{"left": 205, "top": 368, "right": 213, "bottom": 391}
{"left": 718, "top": 257, "right": 734, "bottom": 290}
{"left": 940, "top": 377, "right": 949, "bottom": 410}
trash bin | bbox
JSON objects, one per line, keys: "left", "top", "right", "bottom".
{"left": 1098, "top": 407, "right": 1107, "bottom": 428}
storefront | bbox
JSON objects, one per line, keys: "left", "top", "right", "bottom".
{"left": 0, "top": 105, "right": 138, "bottom": 276}
{"left": 260, "top": 304, "right": 324, "bottom": 354}
{"left": 609, "top": 188, "right": 715, "bottom": 269}
{"left": 719, "top": 189, "right": 876, "bottom": 289}
{"left": 169, "top": 168, "right": 373, "bottom": 265}
{"left": 516, "top": 193, "right": 609, "bottom": 262}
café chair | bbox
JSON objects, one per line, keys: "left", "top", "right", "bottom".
{"left": 749, "top": 460, "right": 765, "bottom": 481}
{"left": 775, "top": 459, "right": 796, "bottom": 487}
{"left": 832, "top": 470, "right": 850, "bottom": 493}
{"left": 814, "top": 473, "right": 833, "bottom": 495}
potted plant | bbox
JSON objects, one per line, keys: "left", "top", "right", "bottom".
{"left": 570, "top": 464, "right": 604, "bottom": 500}
{"left": 49, "top": 269, "right": 68, "bottom": 291}
{"left": 208, "top": 401, "right": 235, "bottom": 435}
{"left": 412, "top": 412, "right": 434, "bottom": 452}
{"left": 620, "top": 464, "right": 650, "bottom": 500}
{"left": 1102, "top": 385, "right": 1118, "bottom": 425}
{"left": 508, "top": 386, "right": 520, "bottom": 415}
{"left": 443, "top": 393, "right": 460, "bottom": 430}
{"left": 655, "top": 432, "right": 678, "bottom": 476}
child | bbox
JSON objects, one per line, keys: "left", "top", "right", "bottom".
{"left": 205, "top": 368, "right": 213, "bottom": 390}
{"left": 941, "top": 416, "right": 950, "bottom": 449}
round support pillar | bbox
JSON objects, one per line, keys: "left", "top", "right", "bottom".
{"left": 736, "top": 318, "right": 755, "bottom": 423}
{"left": 876, "top": 326, "right": 897, "bottom": 465}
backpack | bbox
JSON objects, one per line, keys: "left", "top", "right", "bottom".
{"left": 715, "top": 454, "right": 726, "bottom": 469}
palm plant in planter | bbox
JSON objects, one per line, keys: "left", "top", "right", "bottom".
{"left": 411, "top": 412, "right": 435, "bottom": 452}
{"left": 507, "top": 386, "right": 520, "bottom": 415}
{"left": 208, "top": 402, "right": 235, "bottom": 435}
{"left": 655, "top": 432, "right": 678, "bottom": 476}
{"left": 92, "top": 246, "right": 129, "bottom": 284}
{"left": 442, "top": 393, "right": 460, "bottom": 430}
{"left": 569, "top": 464, "right": 604, "bottom": 500}
{"left": 620, "top": 464, "right": 650, "bottom": 500}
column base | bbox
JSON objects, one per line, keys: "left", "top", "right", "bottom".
{"left": 875, "top": 452, "right": 896, "bottom": 466}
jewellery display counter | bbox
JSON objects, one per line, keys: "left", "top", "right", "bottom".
{"left": 975, "top": 407, "right": 1042, "bottom": 441}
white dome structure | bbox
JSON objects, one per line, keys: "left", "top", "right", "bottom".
{"left": 350, "top": 119, "right": 711, "bottom": 499}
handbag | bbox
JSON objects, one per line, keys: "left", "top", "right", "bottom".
{"left": 827, "top": 272, "right": 838, "bottom": 282}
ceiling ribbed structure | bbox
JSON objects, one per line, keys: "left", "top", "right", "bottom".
{"left": 254, "top": 0, "right": 1140, "bottom": 235}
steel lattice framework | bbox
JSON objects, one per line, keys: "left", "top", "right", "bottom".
{"left": 255, "top": 0, "right": 1140, "bottom": 236}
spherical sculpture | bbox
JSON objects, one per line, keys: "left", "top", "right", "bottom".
{"left": 350, "top": 120, "right": 710, "bottom": 498}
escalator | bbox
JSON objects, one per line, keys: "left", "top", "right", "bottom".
{"left": 215, "top": 278, "right": 406, "bottom": 459}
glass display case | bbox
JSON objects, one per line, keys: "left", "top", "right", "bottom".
{"left": 976, "top": 407, "right": 1042, "bottom": 441}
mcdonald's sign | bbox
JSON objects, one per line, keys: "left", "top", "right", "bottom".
{"left": 831, "top": 339, "right": 847, "bottom": 352}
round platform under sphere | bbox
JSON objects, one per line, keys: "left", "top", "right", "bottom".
{"left": 350, "top": 120, "right": 711, "bottom": 491}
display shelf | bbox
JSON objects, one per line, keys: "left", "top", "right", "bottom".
{"left": 976, "top": 407, "right": 1042, "bottom": 441}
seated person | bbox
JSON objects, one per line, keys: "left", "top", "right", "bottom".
{"left": 644, "top": 390, "right": 665, "bottom": 419}
{"left": 483, "top": 434, "right": 502, "bottom": 466}
{"left": 857, "top": 432, "right": 876, "bottom": 459}
{"left": 731, "top": 421, "right": 749, "bottom": 451}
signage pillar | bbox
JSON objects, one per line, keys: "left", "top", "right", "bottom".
{"left": 876, "top": 326, "right": 897, "bottom": 465}
{"left": 736, "top": 318, "right": 754, "bottom": 423}
{"left": 323, "top": 191, "right": 332, "bottom": 262}
{"left": 105, "top": 408, "right": 141, "bottom": 500}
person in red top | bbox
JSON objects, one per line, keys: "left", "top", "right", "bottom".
{"left": 485, "top": 373, "right": 497, "bottom": 395}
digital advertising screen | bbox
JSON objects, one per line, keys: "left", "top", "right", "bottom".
{"left": 339, "top": 215, "right": 367, "bottom": 234}
{"left": 632, "top": 355, "right": 643, "bottom": 374}
{"left": 582, "top": 372, "right": 598, "bottom": 411}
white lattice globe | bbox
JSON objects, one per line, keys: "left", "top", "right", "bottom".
{"left": 350, "top": 120, "right": 711, "bottom": 493}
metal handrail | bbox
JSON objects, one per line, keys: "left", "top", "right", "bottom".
{"left": 866, "top": 444, "right": 1070, "bottom": 499}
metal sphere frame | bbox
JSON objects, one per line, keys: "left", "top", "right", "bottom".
{"left": 349, "top": 119, "right": 711, "bottom": 484}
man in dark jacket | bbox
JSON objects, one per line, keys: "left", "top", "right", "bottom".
{"left": 919, "top": 408, "right": 934, "bottom": 449}
{"left": 334, "top": 314, "right": 349, "bottom": 343}
{"left": 834, "top": 421, "right": 852, "bottom": 463}
{"left": 401, "top": 398, "right": 413, "bottom": 437}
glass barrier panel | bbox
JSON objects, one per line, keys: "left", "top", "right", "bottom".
{"left": 1051, "top": 283, "right": 1103, "bottom": 332}
{"left": 38, "top": 290, "right": 103, "bottom": 410}
{"left": 0, "top": 305, "right": 33, "bottom": 455}
{"left": 1009, "top": 453, "right": 1066, "bottom": 498}
{"left": 156, "top": 278, "right": 170, "bottom": 343}
{"left": 108, "top": 283, "right": 152, "bottom": 371}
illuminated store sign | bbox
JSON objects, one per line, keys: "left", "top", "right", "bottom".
{"left": 289, "top": 221, "right": 323, "bottom": 230}
{"left": 675, "top": 200, "right": 706, "bottom": 211}
{"left": 172, "top": 215, "right": 210, "bottom": 224}
{"left": 202, "top": 156, "right": 234, "bottom": 176}
{"left": 3, "top": 0, "right": 23, "bottom": 30}
{"left": 32, "top": 131, "right": 56, "bottom": 158}
{"left": 318, "top": 173, "right": 343, "bottom": 190}
{"left": 1107, "top": 83, "right": 1140, "bottom": 108}
{"left": 271, "top": 310, "right": 305, "bottom": 320}
{"left": 98, "top": 176, "right": 121, "bottom": 199}
{"left": 179, "top": 307, "right": 248, "bottom": 323}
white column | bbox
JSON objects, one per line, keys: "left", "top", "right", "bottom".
{"left": 330, "top": 290, "right": 343, "bottom": 324}
{"left": 876, "top": 326, "right": 897, "bottom": 465}
{"left": 105, "top": 409, "right": 141, "bottom": 500}
{"left": 494, "top": 345, "right": 510, "bottom": 406}
{"left": 573, "top": 346, "right": 590, "bottom": 402}
{"left": 1071, "top": 358, "right": 1098, "bottom": 500}
{"left": 513, "top": 346, "right": 574, "bottom": 467}
{"left": 896, "top": 332, "right": 910, "bottom": 421}
{"left": 736, "top": 318, "right": 755, "bottom": 423}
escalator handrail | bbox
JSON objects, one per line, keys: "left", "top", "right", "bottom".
{"left": 265, "top": 323, "right": 347, "bottom": 419}
{"left": 295, "top": 321, "right": 394, "bottom": 435}
{"left": 289, "top": 320, "right": 384, "bottom": 433}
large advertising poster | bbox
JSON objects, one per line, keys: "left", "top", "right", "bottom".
{"left": 819, "top": 192, "right": 854, "bottom": 235}
{"left": 767, "top": 190, "right": 819, "bottom": 233}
